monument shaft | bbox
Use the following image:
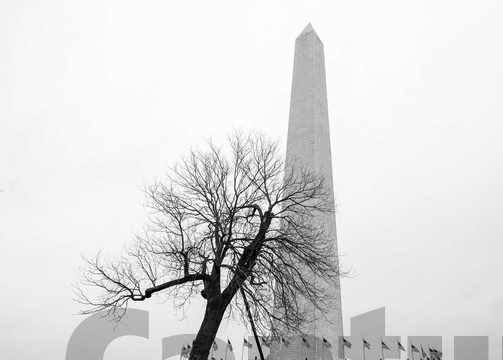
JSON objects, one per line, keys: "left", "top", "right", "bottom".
{"left": 271, "top": 24, "right": 343, "bottom": 360}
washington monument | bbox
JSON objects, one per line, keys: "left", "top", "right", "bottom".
{"left": 270, "top": 24, "right": 343, "bottom": 360}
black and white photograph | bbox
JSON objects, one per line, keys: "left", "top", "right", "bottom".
{"left": 1, "top": 1, "right": 502, "bottom": 359}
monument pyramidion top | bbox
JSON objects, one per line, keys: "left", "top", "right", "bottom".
{"left": 296, "top": 22, "right": 321, "bottom": 40}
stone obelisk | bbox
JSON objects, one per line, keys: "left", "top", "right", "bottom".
{"left": 271, "top": 23, "right": 343, "bottom": 360}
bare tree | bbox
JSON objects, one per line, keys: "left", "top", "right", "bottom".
{"left": 75, "top": 131, "right": 343, "bottom": 360}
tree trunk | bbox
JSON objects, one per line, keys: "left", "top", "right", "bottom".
{"left": 189, "top": 298, "right": 228, "bottom": 360}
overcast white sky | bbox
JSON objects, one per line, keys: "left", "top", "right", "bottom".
{"left": 1, "top": 1, "right": 502, "bottom": 359}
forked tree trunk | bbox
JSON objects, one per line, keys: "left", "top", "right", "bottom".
{"left": 189, "top": 298, "right": 228, "bottom": 360}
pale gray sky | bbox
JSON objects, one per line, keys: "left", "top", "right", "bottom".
{"left": 1, "top": 1, "right": 502, "bottom": 359}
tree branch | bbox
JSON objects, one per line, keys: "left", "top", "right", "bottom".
{"left": 143, "top": 273, "right": 212, "bottom": 299}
